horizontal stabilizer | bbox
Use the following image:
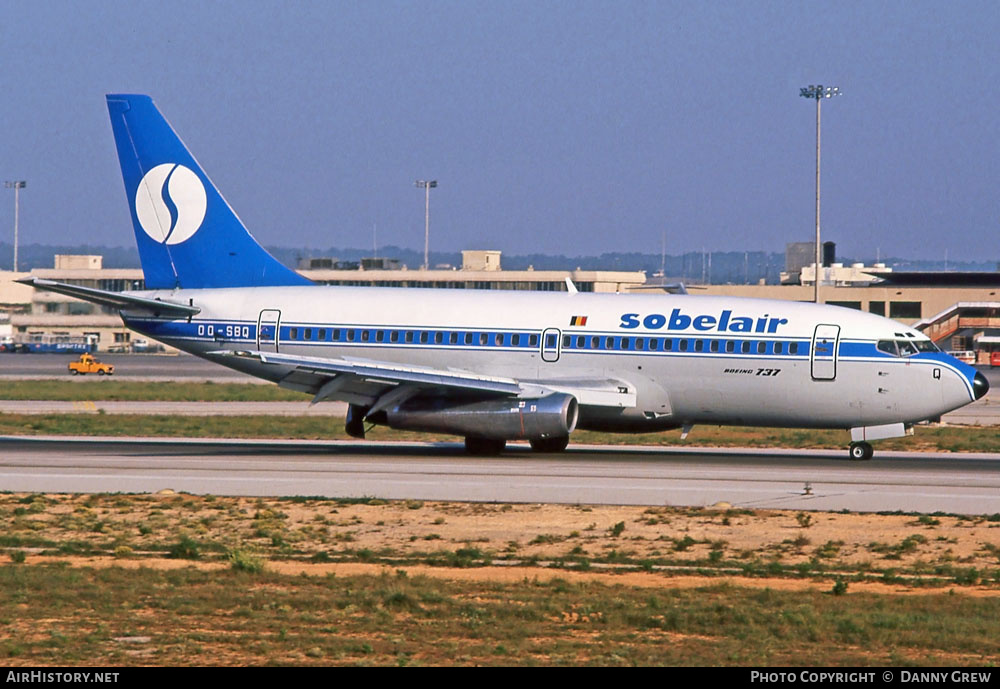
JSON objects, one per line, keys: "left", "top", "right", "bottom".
{"left": 17, "top": 277, "right": 200, "bottom": 318}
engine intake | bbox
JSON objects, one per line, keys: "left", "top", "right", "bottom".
{"left": 385, "top": 393, "right": 578, "bottom": 441}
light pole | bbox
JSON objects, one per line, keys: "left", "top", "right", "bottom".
{"left": 5, "top": 180, "right": 26, "bottom": 272}
{"left": 799, "top": 85, "right": 840, "bottom": 303}
{"left": 415, "top": 180, "right": 437, "bottom": 270}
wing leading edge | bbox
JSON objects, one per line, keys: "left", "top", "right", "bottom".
{"left": 217, "top": 349, "right": 637, "bottom": 409}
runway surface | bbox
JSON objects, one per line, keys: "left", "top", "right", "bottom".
{"left": 3, "top": 435, "right": 999, "bottom": 514}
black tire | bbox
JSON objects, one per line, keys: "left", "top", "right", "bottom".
{"left": 70, "top": 369, "right": 79, "bottom": 375}
{"left": 849, "top": 442, "right": 873, "bottom": 461}
{"left": 464, "top": 437, "right": 506, "bottom": 455}
{"left": 97, "top": 369, "right": 106, "bottom": 376}
{"left": 529, "top": 436, "right": 570, "bottom": 453}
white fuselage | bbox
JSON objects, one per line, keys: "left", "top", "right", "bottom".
{"left": 121, "top": 286, "right": 979, "bottom": 433}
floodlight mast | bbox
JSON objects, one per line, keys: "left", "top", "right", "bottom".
{"left": 4, "top": 180, "right": 26, "bottom": 272}
{"left": 799, "top": 85, "right": 840, "bottom": 304}
{"left": 415, "top": 180, "right": 438, "bottom": 270}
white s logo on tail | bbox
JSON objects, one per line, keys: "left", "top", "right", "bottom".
{"left": 134, "top": 164, "right": 207, "bottom": 245}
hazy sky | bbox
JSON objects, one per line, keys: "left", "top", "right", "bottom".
{"left": 1, "top": 1, "right": 998, "bottom": 261}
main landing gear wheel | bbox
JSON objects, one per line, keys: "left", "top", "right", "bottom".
{"left": 849, "top": 442, "right": 874, "bottom": 461}
{"left": 464, "top": 437, "right": 506, "bottom": 455}
{"left": 529, "top": 436, "right": 570, "bottom": 453}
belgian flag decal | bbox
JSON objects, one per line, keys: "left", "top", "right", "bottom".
{"left": 569, "top": 316, "right": 588, "bottom": 326}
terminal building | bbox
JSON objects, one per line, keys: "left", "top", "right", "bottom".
{"left": 2, "top": 246, "right": 999, "bottom": 364}
{"left": 0, "top": 251, "right": 647, "bottom": 352}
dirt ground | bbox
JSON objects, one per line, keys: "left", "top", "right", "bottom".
{"left": 7, "top": 493, "right": 1000, "bottom": 594}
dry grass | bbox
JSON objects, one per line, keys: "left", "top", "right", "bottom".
{"left": 3, "top": 493, "right": 1000, "bottom": 665}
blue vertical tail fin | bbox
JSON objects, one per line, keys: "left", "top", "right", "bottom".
{"left": 106, "top": 94, "right": 310, "bottom": 290}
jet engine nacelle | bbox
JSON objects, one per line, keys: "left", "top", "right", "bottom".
{"left": 385, "top": 393, "right": 579, "bottom": 440}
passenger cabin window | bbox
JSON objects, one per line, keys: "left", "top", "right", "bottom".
{"left": 725, "top": 340, "right": 735, "bottom": 353}
{"left": 757, "top": 341, "right": 766, "bottom": 354}
{"left": 512, "top": 334, "right": 520, "bottom": 346}
{"left": 464, "top": 333, "right": 473, "bottom": 345}
{"left": 679, "top": 340, "right": 688, "bottom": 352}
{"left": 421, "top": 332, "right": 429, "bottom": 344}
{"left": 435, "top": 332, "right": 443, "bottom": 344}
{"left": 405, "top": 332, "right": 414, "bottom": 343}
{"left": 450, "top": 332, "right": 458, "bottom": 345}
{"left": 289, "top": 327, "right": 298, "bottom": 340}
{"left": 741, "top": 341, "right": 750, "bottom": 354}
{"left": 789, "top": 342, "right": 799, "bottom": 355}
{"left": 529, "top": 334, "right": 539, "bottom": 347}
{"left": 774, "top": 341, "right": 783, "bottom": 354}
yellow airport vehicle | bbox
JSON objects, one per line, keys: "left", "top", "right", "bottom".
{"left": 68, "top": 353, "right": 114, "bottom": 376}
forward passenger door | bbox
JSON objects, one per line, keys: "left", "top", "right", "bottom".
{"left": 811, "top": 324, "right": 840, "bottom": 381}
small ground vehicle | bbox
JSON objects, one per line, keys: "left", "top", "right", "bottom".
{"left": 68, "top": 353, "right": 114, "bottom": 376}
{"left": 948, "top": 350, "right": 976, "bottom": 365}
{"left": 991, "top": 351, "right": 1000, "bottom": 368}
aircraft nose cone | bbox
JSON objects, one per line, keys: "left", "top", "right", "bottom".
{"left": 974, "top": 372, "right": 990, "bottom": 400}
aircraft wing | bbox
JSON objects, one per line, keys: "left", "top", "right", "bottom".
{"left": 16, "top": 278, "right": 201, "bottom": 318}
{"left": 218, "top": 349, "right": 636, "bottom": 409}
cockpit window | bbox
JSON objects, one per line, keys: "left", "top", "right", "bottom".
{"left": 877, "top": 340, "right": 898, "bottom": 356}
{"left": 878, "top": 338, "right": 938, "bottom": 357}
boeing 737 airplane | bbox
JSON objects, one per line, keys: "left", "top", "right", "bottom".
{"left": 20, "top": 94, "right": 989, "bottom": 459}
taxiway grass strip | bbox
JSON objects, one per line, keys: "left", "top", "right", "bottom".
{"left": 0, "top": 412, "right": 998, "bottom": 452}
{"left": 0, "top": 380, "right": 304, "bottom": 402}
